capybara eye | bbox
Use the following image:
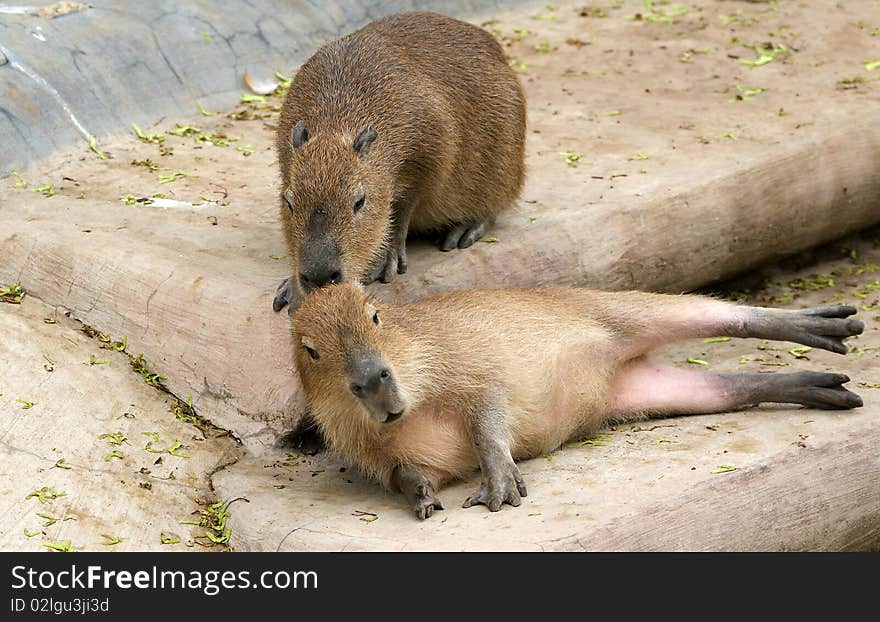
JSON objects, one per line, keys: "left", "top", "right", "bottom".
{"left": 372, "top": 311, "right": 380, "bottom": 325}
{"left": 353, "top": 195, "right": 365, "bottom": 213}
{"left": 304, "top": 345, "right": 320, "bottom": 360}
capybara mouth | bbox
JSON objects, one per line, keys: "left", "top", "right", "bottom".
{"left": 384, "top": 410, "right": 404, "bottom": 423}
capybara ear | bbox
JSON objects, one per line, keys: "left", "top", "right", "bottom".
{"left": 353, "top": 127, "right": 377, "bottom": 157}
{"left": 291, "top": 120, "right": 309, "bottom": 148}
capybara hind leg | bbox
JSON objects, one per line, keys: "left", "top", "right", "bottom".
{"left": 618, "top": 298, "right": 863, "bottom": 359}
{"left": 440, "top": 220, "right": 487, "bottom": 251}
{"left": 606, "top": 359, "right": 863, "bottom": 419}
{"left": 392, "top": 464, "right": 444, "bottom": 520}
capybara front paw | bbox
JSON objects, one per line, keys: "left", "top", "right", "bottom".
{"left": 413, "top": 482, "right": 444, "bottom": 520}
{"left": 272, "top": 277, "right": 294, "bottom": 312}
{"left": 462, "top": 462, "right": 527, "bottom": 512}
{"left": 379, "top": 243, "right": 407, "bottom": 284}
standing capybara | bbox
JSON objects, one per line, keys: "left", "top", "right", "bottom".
{"left": 272, "top": 11, "right": 526, "bottom": 313}
{"left": 292, "top": 283, "right": 863, "bottom": 519}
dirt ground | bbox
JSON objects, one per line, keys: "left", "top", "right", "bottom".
{"left": 2, "top": 0, "right": 879, "bottom": 550}
{"left": 0, "top": 295, "right": 242, "bottom": 551}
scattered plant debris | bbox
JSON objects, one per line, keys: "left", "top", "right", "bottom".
{"left": 0, "top": 283, "right": 25, "bottom": 304}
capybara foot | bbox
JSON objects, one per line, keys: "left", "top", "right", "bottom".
{"left": 440, "top": 221, "right": 487, "bottom": 251}
{"left": 462, "top": 459, "right": 527, "bottom": 512}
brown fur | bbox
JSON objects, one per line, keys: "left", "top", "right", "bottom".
{"left": 276, "top": 11, "right": 526, "bottom": 292}
{"left": 291, "top": 284, "right": 757, "bottom": 489}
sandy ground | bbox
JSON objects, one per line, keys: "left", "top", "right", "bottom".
{"left": 1, "top": 0, "right": 879, "bottom": 550}
{"left": 0, "top": 296, "right": 242, "bottom": 551}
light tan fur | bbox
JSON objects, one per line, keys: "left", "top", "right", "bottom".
{"left": 292, "top": 285, "right": 745, "bottom": 489}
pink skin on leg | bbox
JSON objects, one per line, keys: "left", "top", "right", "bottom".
{"left": 616, "top": 300, "right": 750, "bottom": 361}
{"left": 605, "top": 358, "right": 738, "bottom": 417}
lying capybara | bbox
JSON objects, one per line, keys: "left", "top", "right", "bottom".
{"left": 292, "top": 283, "right": 863, "bottom": 519}
{"left": 273, "top": 11, "right": 526, "bottom": 313}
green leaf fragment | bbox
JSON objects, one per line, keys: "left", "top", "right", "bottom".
{"left": 1, "top": 282, "right": 25, "bottom": 304}
{"left": 851, "top": 346, "right": 879, "bottom": 357}
{"left": 100, "top": 534, "right": 121, "bottom": 545}
{"left": 168, "top": 124, "right": 200, "bottom": 137}
{"left": 741, "top": 43, "right": 788, "bottom": 67}
{"left": 789, "top": 274, "right": 835, "bottom": 290}
{"left": 240, "top": 93, "right": 267, "bottom": 104}
{"left": 157, "top": 170, "right": 191, "bottom": 184}
{"left": 703, "top": 336, "right": 731, "bottom": 343}
{"left": 36, "top": 513, "right": 58, "bottom": 527}
{"left": 103, "top": 451, "right": 124, "bottom": 462}
{"left": 168, "top": 441, "right": 190, "bottom": 458}
{"left": 88, "top": 135, "right": 107, "bottom": 159}
{"left": 160, "top": 532, "right": 181, "bottom": 545}
{"left": 570, "top": 434, "right": 612, "bottom": 447}
{"left": 89, "top": 354, "right": 108, "bottom": 365}
{"left": 16, "top": 399, "right": 34, "bottom": 409}
{"left": 788, "top": 346, "right": 812, "bottom": 359}
{"left": 131, "top": 158, "right": 159, "bottom": 171}
{"left": 26, "top": 487, "right": 66, "bottom": 504}
{"left": 205, "top": 527, "right": 232, "bottom": 543}
{"left": 130, "top": 353, "right": 166, "bottom": 387}
{"left": 478, "top": 236, "right": 499, "bottom": 243}
{"left": 33, "top": 183, "right": 56, "bottom": 197}
{"left": 559, "top": 150, "right": 582, "bottom": 167}
{"left": 42, "top": 540, "right": 73, "bottom": 552}
{"left": 629, "top": 1, "right": 688, "bottom": 23}
{"left": 132, "top": 123, "right": 165, "bottom": 144}
{"left": 687, "top": 357, "right": 708, "bottom": 366}
{"left": 864, "top": 60, "right": 880, "bottom": 71}
{"left": 720, "top": 11, "right": 760, "bottom": 27}
{"left": 11, "top": 170, "right": 28, "bottom": 188}
{"left": 628, "top": 152, "right": 649, "bottom": 161}
{"left": 24, "top": 528, "right": 41, "bottom": 538}
{"left": 99, "top": 432, "right": 126, "bottom": 445}
{"left": 711, "top": 465, "right": 737, "bottom": 474}
{"left": 729, "top": 85, "right": 765, "bottom": 102}
{"left": 52, "top": 458, "right": 71, "bottom": 470}
{"left": 106, "top": 335, "right": 127, "bottom": 352}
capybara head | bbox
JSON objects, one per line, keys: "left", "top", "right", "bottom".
{"left": 292, "top": 283, "right": 407, "bottom": 424}
{"left": 281, "top": 122, "right": 393, "bottom": 295}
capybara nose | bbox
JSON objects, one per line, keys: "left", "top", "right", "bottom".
{"left": 350, "top": 366, "right": 391, "bottom": 397}
{"left": 299, "top": 268, "right": 343, "bottom": 291}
